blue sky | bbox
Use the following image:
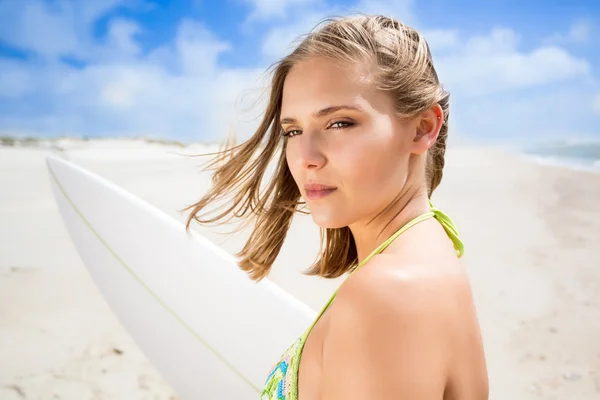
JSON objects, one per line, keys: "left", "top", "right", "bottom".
{"left": 0, "top": 0, "right": 599, "bottom": 144}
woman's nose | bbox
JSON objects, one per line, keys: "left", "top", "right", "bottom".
{"left": 290, "top": 133, "right": 326, "bottom": 170}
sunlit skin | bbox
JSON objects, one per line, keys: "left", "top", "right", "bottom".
{"left": 280, "top": 56, "right": 489, "bottom": 399}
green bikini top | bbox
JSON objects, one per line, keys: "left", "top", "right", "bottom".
{"left": 261, "top": 202, "right": 464, "bottom": 400}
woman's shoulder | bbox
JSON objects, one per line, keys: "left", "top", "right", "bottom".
{"left": 336, "top": 253, "right": 479, "bottom": 357}
{"left": 336, "top": 253, "right": 471, "bottom": 318}
{"left": 318, "top": 255, "right": 476, "bottom": 397}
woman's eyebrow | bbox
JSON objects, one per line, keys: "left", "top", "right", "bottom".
{"left": 280, "top": 104, "right": 363, "bottom": 125}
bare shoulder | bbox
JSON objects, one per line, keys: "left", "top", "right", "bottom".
{"left": 335, "top": 253, "right": 473, "bottom": 324}
{"left": 320, "top": 255, "right": 488, "bottom": 399}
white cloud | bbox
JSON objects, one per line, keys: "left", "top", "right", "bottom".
{"left": 0, "top": 12, "right": 267, "bottom": 141}
{"left": 421, "top": 29, "right": 460, "bottom": 52}
{"left": 545, "top": 20, "right": 592, "bottom": 45}
{"left": 105, "top": 19, "right": 143, "bottom": 58}
{"left": 0, "top": 0, "right": 136, "bottom": 59}
{"left": 0, "top": 59, "right": 36, "bottom": 99}
{"left": 175, "top": 19, "right": 231, "bottom": 76}
{"left": 450, "top": 84, "right": 600, "bottom": 143}
{"left": 1, "top": 57, "right": 266, "bottom": 140}
{"left": 0, "top": 0, "right": 81, "bottom": 57}
{"left": 77, "top": 0, "right": 140, "bottom": 24}
{"left": 435, "top": 28, "right": 590, "bottom": 97}
{"left": 463, "top": 27, "right": 519, "bottom": 55}
{"left": 261, "top": 11, "right": 330, "bottom": 59}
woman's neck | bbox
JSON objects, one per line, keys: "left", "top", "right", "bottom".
{"left": 348, "top": 187, "right": 430, "bottom": 264}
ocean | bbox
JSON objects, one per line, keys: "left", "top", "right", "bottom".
{"left": 521, "top": 140, "right": 600, "bottom": 173}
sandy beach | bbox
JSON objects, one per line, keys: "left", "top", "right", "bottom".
{"left": 0, "top": 138, "right": 599, "bottom": 399}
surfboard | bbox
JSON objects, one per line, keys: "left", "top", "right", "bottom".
{"left": 46, "top": 155, "right": 316, "bottom": 399}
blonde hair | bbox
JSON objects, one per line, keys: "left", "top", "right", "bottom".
{"left": 184, "top": 14, "right": 450, "bottom": 281}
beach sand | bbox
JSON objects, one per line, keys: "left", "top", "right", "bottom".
{"left": 1, "top": 138, "right": 599, "bottom": 399}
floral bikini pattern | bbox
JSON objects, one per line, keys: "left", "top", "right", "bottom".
{"left": 261, "top": 337, "right": 303, "bottom": 400}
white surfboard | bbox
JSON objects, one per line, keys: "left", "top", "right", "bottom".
{"left": 46, "top": 155, "right": 316, "bottom": 399}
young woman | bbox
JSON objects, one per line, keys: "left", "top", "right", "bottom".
{"left": 186, "top": 14, "right": 488, "bottom": 400}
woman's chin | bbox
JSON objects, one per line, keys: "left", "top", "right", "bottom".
{"left": 309, "top": 213, "right": 348, "bottom": 230}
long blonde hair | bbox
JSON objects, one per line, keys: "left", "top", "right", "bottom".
{"left": 184, "top": 14, "right": 450, "bottom": 281}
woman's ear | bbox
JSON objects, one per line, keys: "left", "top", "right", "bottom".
{"left": 411, "top": 104, "right": 443, "bottom": 155}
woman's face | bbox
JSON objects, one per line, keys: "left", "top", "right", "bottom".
{"left": 281, "top": 56, "right": 424, "bottom": 229}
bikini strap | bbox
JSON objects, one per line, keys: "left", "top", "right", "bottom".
{"left": 350, "top": 211, "right": 436, "bottom": 274}
{"left": 352, "top": 201, "right": 464, "bottom": 275}
{"left": 428, "top": 200, "right": 464, "bottom": 258}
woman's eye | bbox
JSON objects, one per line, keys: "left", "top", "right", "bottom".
{"left": 283, "top": 121, "right": 353, "bottom": 138}
{"left": 283, "top": 129, "right": 301, "bottom": 138}
{"left": 329, "top": 121, "right": 353, "bottom": 129}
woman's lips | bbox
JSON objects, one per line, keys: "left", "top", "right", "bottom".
{"left": 305, "top": 188, "right": 337, "bottom": 200}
